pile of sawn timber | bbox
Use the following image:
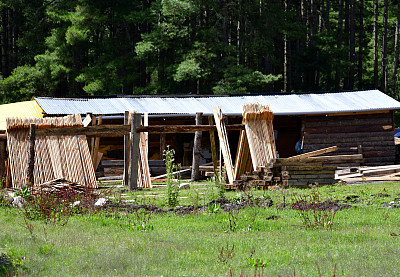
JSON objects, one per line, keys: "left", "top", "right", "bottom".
{"left": 228, "top": 103, "right": 345, "bottom": 188}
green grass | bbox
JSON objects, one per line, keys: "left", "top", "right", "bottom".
{"left": 2, "top": 182, "right": 400, "bottom": 276}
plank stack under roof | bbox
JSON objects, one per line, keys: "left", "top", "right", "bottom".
{"left": 6, "top": 114, "right": 97, "bottom": 188}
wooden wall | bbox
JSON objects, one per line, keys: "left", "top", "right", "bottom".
{"left": 302, "top": 112, "right": 395, "bottom": 166}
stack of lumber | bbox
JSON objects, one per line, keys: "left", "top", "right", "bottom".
{"left": 272, "top": 146, "right": 340, "bottom": 186}
{"left": 242, "top": 103, "right": 277, "bottom": 169}
{"left": 6, "top": 114, "right": 97, "bottom": 188}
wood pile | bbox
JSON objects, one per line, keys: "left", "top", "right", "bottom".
{"left": 242, "top": 103, "right": 277, "bottom": 169}
{"left": 6, "top": 114, "right": 97, "bottom": 188}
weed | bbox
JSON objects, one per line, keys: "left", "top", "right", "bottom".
{"left": 214, "top": 169, "right": 226, "bottom": 199}
{"left": 217, "top": 242, "right": 235, "bottom": 266}
{"left": 23, "top": 217, "right": 35, "bottom": 239}
{"left": 126, "top": 209, "right": 154, "bottom": 231}
{"left": 205, "top": 203, "right": 221, "bottom": 214}
{"left": 164, "top": 146, "right": 179, "bottom": 207}
{"left": 0, "top": 248, "right": 25, "bottom": 276}
{"left": 226, "top": 209, "right": 239, "bottom": 232}
{"left": 292, "top": 189, "right": 338, "bottom": 229}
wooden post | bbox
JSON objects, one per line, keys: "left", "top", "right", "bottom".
{"left": 90, "top": 114, "right": 97, "bottom": 158}
{"left": 27, "top": 123, "right": 36, "bottom": 186}
{"left": 92, "top": 115, "right": 102, "bottom": 170}
{"left": 160, "top": 133, "right": 166, "bottom": 159}
{"left": 191, "top": 112, "right": 203, "bottom": 181}
{"left": 208, "top": 116, "right": 218, "bottom": 173}
{"left": 123, "top": 111, "right": 129, "bottom": 187}
{"left": 129, "top": 112, "right": 142, "bottom": 190}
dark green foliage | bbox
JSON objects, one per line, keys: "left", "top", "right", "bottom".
{"left": 1, "top": 0, "right": 400, "bottom": 100}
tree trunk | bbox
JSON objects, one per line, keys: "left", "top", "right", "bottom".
{"left": 381, "top": 0, "right": 389, "bottom": 93}
{"left": 358, "top": 0, "right": 364, "bottom": 89}
{"left": 343, "top": 0, "right": 350, "bottom": 89}
{"left": 1, "top": 7, "right": 9, "bottom": 77}
{"left": 391, "top": 2, "right": 400, "bottom": 98}
{"left": 335, "top": 0, "right": 344, "bottom": 90}
{"left": 348, "top": 0, "right": 356, "bottom": 90}
{"left": 373, "top": 0, "right": 379, "bottom": 88}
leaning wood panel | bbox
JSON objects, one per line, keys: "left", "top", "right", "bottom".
{"left": 213, "top": 107, "right": 235, "bottom": 184}
{"left": 6, "top": 115, "right": 97, "bottom": 188}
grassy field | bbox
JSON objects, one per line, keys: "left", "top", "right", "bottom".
{"left": 1, "top": 181, "right": 400, "bottom": 276}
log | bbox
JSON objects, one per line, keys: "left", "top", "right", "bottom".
{"left": 304, "top": 124, "right": 393, "bottom": 134}
{"left": 103, "top": 159, "right": 124, "bottom": 167}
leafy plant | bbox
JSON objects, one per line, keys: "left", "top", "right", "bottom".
{"left": 226, "top": 209, "right": 240, "bottom": 232}
{"left": 164, "top": 146, "right": 180, "bottom": 207}
{"left": 205, "top": 203, "right": 221, "bottom": 214}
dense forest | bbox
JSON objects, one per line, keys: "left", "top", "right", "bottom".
{"left": 0, "top": 0, "right": 399, "bottom": 102}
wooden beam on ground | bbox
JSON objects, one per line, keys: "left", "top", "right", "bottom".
{"left": 286, "top": 146, "right": 339, "bottom": 160}
{"left": 123, "top": 111, "right": 130, "bottom": 187}
{"left": 27, "top": 123, "right": 36, "bottom": 186}
{"left": 191, "top": 112, "right": 203, "bottom": 181}
{"left": 35, "top": 124, "right": 245, "bottom": 137}
{"left": 129, "top": 113, "right": 141, "bottom": 190}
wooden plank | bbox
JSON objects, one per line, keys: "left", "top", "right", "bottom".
{"left": 27, "top": 123, "right": 36, "bottom": 185}
{"left": 308, "top": 154, "right": 363, "bottom": 162}
{"left": 287, "top": 146, "right": 338, "bottom": 160}
{"left": 213, "top": 107, "right": 235, "bottom": 184}
{"left": 103, "top": 159, "right": 124, "bottom": 167}
{"left": 82, "top": 113, "right": 92, "bottom": 127}
{"left": 129, "top": 112, "right": 141, "bottom": 190}
{"left": 208, "top": 116, "right": 218, "bottom": 173}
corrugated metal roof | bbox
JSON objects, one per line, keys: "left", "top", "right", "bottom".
{"left": 0, "top": 100, "right": 44, "bottom": 130}
{"left": 34, "top": 90, "right": 400, "bottom": 116}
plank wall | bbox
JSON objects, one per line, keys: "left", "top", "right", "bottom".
{"left": 302, "top": 111, "right": 395, "bottom": 166}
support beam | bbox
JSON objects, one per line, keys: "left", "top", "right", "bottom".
{"left": 129, "top": 113, "right": 142, "bottom": 190}
{"left": 35, "top": 124, "right": 245, "bottom": 137}
{"left": 191, "top": 112, "right": 203, "bottom": 181}
{"left": 123, "top": 111, "right": 129, "bottom": 188}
